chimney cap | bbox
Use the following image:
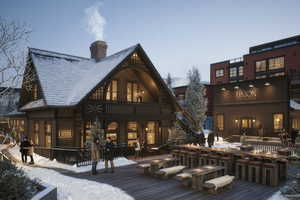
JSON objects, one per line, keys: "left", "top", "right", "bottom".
{"left": 91, "top": 40, "right": 107, "bottom": 47}
{"left": 90, "top": 40, "right": 108, "bottom": 61}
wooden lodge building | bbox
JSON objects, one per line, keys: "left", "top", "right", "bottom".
{"left": 8, "top": 41, "right": 182, "bottom": 158}
{"left": 211, "top": 35, "right": 300, "bottom": 139}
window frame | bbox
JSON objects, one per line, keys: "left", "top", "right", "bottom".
{"left": 127, "top": 81, "right": 142, "bottom": 102}
{"left": 215, "top": 69, "right": 224, "bottom": 78}
{"left": 238, "top": 66, "right": 244, "bottom": 76}
{"left": 105, "top": 80, "right": 118, "bottom": 101}
{"left": 229, "top": 67, "right": 237, "bottom": 78}
{"left": 273, "top": 113, "right": 284, "bottom": 131}
{"left": 268, "top": 56, "right": 284, "bottom": 71}
{"left": 34, "top": 121, "right": 39, "bottom": 145}
{"left": 216, "top": 113, "right": 224, "bottom": 131}
{"left": 255, "top": 60, "right": 267, "bottom": 72}
{"left": 127, "top": 121, "right": 138, "bottom": 147}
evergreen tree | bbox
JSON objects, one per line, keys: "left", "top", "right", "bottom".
{"left": 168, "top": 119, "right": 187, "bottom": 144}
{"left": 185, "top": 67, "right": 207, "bottom": 132}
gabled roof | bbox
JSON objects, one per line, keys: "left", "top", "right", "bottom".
{"left": 28, "top": 44, "right": 138, "bottom": 107}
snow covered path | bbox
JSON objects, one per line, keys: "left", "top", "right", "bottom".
{"left": 7, "top": 144, "right": 136, "bottom": 173}
{"left": 21, "top": 165, "right": 134, "bottom": 200}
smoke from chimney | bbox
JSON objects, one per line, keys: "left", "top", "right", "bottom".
{"left": 90, "top": 40, "right": 107, "bottom": 61}
{"left": 84, "top": 3, "right": 106, "bottom": 41}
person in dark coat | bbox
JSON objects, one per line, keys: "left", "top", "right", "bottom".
{"left": 104, "top": 137, "right": 115, "bottom": 173}
{"left": 207, "top": 131, "right": 215, "bottom": 148}
{"left": 291, "top": 128, "right": 298, "bottom": 145}
{"left": 20, "top": 136, "right": 30, "bottom": 163}
{"left": 199, "top": 133, "right": 206, "bottom": 146}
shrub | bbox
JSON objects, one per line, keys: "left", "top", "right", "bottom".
{"left": 0, "top": 160, "right": 43, "bottom": 200}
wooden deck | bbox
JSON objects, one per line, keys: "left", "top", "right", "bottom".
{"left": 68, "top": 160, "right": 281, "bottom": 200}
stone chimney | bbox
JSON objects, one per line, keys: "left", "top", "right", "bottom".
{"left": 90, "top": 40, "right": 107, "bottom": 61}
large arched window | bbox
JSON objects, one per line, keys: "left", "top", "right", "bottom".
{"left": 106, "top": 122, "right": 118, "bottom": 144}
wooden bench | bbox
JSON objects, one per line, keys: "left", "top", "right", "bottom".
{"left": 175, "top": 172, "right": 193, "bottom": 187}
{"left": 137, "top": 163, "right": 151, "bottom": 175}
{"left": 203, "top": 175, "right": 235, "bottom": 194}
{"left": 156, "top": 165, "right": 186, "bottom": 179}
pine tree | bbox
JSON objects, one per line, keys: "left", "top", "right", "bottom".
{"left": 185, "top": 67, "right": 207, "bottom": 132}
{"left": 168, "top": 119, "right": 187, "bottom": 144}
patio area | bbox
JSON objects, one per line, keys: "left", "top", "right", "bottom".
{"left": 68, "top": 154, "right": 285, "bottom": 200}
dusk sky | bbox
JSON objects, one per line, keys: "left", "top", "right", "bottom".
{"left": 1, "top": 0, "right": 300, "bottom": 82}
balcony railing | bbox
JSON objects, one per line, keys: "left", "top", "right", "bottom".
{"left": 229, "top": 57, "right": 243, "bottom": 64}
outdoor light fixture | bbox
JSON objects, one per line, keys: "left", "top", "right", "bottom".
{"left": 234, "top": 86, "right": 239, "bottom": 90}
{"left": 221, "top": 87, "right": 226, "bottom": 91}
{"left": 264, "top": 82, "right": 271, "bottom": 86}
{"left": 249, "top": 84, "right": 254, "bottom": 88}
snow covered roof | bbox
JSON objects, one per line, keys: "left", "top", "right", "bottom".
{"left": 4, "top": 109, "right": 25, "bottom": 117}
{"left": 172, "top": 77, "right": 210, "bottom": 88}
{"left": 290, "top": 99, "right": 300, "bottom": 110}
{"left": 20, "top": 99, "right": 46, "bottom": 111}
{"left": 29, "top": 45, "right": 138, "bottom": 106}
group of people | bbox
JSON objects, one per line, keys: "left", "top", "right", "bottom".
{"left": 194, "top": 131, "right": 216, "bottom": 147}
{"left": 91, "top": 137, "right": 115, "bottom": 175}
{"left": 20, "top": 136, "right": 35, "bottom": 165}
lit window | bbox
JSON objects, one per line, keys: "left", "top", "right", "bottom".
{"left": 239, "top": 66, "right": 244, "bottom": 76}
{"left": 34, "top": 121, "right": 39, "bottom": 145}
{"left": 58, "top": 129, "right": 72, "bottom": 139}
{"left": 90, "top": 87, "right": 104, "bottom": 100}
{"left": 106, "top": 80, "right": 118, "bottom": 101}
{"left": 273, "top": 114, "right": 283, "bottom": 131}
{"left": 84, "top": 121, "right": 93, "bottom": 143}
{"left": 216, "top": 69, "right": 224, "bottom": 77}
{"left": 106, "top": 122, "right": 118, "bottom": 144}
{"left": 269, "top": 57, "right": 284, "bottom": 70}
{"left": 256, "top": 60, "right": 266, "bottom": 72}
{"left": 130, "top": 52, "right": 144, "bottom": 64}
{"left": 146, "top": 122, "right": 155, "bottom": 145}
{"left": 229, "top": 68, "right": 237, "bottom": 77}
{"left": 216, "top": 114, "right": 224, "bottom": 131}
{"left": 127, "top": 122, "right": 138, "bottom": 147}
{"left": 45, "top": 122, "right": 52, "bottom": 148}
{"left": 127, "top": 82, "right": 141, "bottom": 102}
{"left": 292, "top": 119, "right": 300, "bottom": 129}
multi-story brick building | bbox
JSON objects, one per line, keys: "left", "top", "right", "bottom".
{"left": 211, "top": 35, "right": 300, "bottom": 138}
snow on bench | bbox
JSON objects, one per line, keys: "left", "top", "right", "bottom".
{"left": 203, "top": 175, "right": 235, "bottom": 194}
{"left": 137, "top": 163, "right": 151, "bottom": 175}
{"left": 175, "top": 172, "right": 193, "bottom": 186}
{"left": 156, "top": 165, "right": 186, "bottom": 179}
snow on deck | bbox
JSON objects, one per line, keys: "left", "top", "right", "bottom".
{"left": 21, "top": 164, "right": 134, "bottom": 200}
{"left": 8, "top": 145, "right": 136, "bottom": 173}
{"left": 267, "top": 191, "right": 287, "bottom": 200}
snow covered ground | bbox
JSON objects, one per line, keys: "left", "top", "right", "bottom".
{"left": 8, "top": 145, "right": 136, "bottom": 173}
{"left": 267, "top": 191, "right": 287, "bottom": 200}
{"left": 20, "top": 163, "right": 134, "bottom": 200}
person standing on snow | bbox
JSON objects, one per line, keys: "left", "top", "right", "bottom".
{"left": 207, "top": 131, "right": 215, "bottom": 148}
{"left": 91, "top": 137, "right": 100, "bottom": 175}
{"left": 104, "top": 137, "right": 115, "bottom": 173}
